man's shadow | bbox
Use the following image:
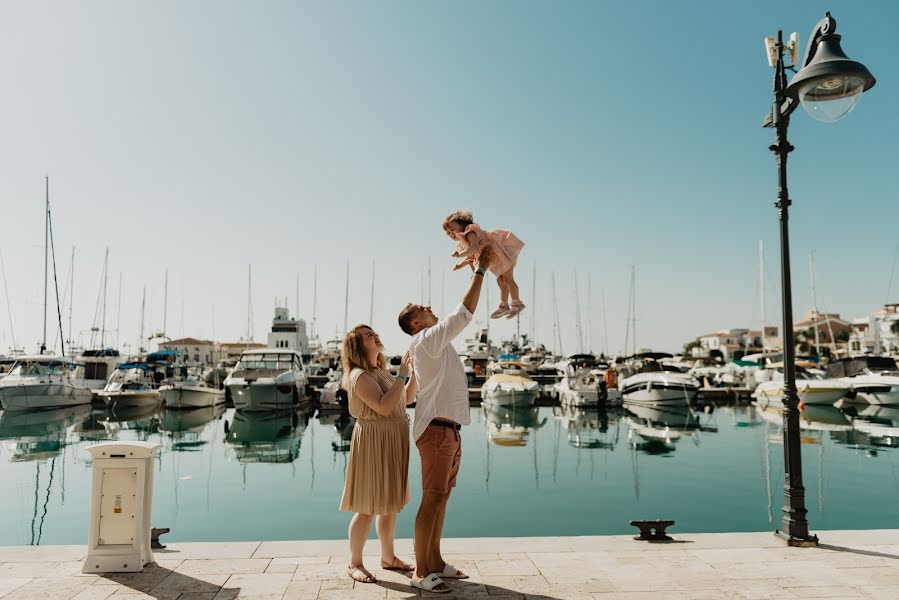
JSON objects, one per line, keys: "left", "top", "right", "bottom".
{"left": 376, "top": 577, "right": 568, "bottom": 599}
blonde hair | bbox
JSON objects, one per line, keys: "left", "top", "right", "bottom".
{"left": 341, "top": 324, "right": 387, "bottom": 389}
{"left": 442, "top": 210, "right": 475, "bottom": 234}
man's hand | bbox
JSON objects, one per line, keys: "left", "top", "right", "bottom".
{"left": 477, "top": 247, "right": 493, "bottom": 271}
{"left": 452, "top": 260, "right": 473, "bottom": 271}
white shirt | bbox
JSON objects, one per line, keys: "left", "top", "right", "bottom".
{"left": 410, "top": 302, "right": 473, "bottom": 440}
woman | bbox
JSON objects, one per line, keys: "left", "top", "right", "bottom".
{"left": 339, "top": 324, "right": 416, "bottom": 584}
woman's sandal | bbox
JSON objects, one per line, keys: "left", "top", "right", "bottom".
{"left": 347, "top": 565, "right": 377, "bottom": 584}
{"left": 410, "top": 574, "right": 450, "bottom": 593}
{"left": 439, "top": 563, "right": 469, "bottom": 579}
{"left": 380, "top": 557, "right": 414, "bottom": 571}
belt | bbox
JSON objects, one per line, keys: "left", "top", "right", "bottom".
{"left": 429, "top": 419, "right": 461, "bottom": 431}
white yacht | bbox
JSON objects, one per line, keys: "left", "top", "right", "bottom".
{"left": 160, "top": 367, "right": 225, "bottom": 409}
{"left": 0, "top": 355, "right": 94, "bottom": 411}
{"left": 619, "top": 358, "right": 700, "bottom": 406}
{"left": 97, "top": 363, "right": 163, "bottom": 409}
{"left": 73, "top": 348, "right": 127, "bottom": 394}
{"left": 225, "top": 349, "right": 309, "bottom": 411}
{"left": 480, "top": 361, "right": 540, "bottom": 408}
{"left": 826, "top": 356, "right": 899, "bottom": 405}
{"left": 553, "top": 354, "right": 605, "bottom": 407}
{"left": 753, "top": 367, "right": 850, "bottom": 406}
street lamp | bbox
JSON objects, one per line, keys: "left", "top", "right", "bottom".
{"left": 763, "top": 12, "right": 875, "bottom": 547}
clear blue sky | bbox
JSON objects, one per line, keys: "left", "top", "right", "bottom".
{"left": 1, "top": 1, "right": 897, "bottom": 357}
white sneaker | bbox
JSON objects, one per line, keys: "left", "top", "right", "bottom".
{"left": 490, "top": 304, "right": 510, "bottom": 319}
{"left": 505, "top": 301, "right": 526, "bottom": 318}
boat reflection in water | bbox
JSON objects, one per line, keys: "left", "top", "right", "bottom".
{"left": 623, "top": 402, "right": 714, "bottom": 455}
{"left": 316, "top": 410, "right": 354, "bottom": 453}
{"left": 483, "top": 404, "right": 546, "bottom": 447}
{"left": 552, "top": 405, "right": 620, "bottom": 449}
{"left": 833, "top": 403, "right": 899, "bottom": 455}
{"left": 224, "top": 410, "right": 308, "bottom": 463}
{"left": 0, "top": 404, "right": 91, "bottom": 462}
{"left": 159, "top": 405, "right": 225, "bottom": 452}
{"left": 101, "top": 404, "right": 164, "bottom": 441}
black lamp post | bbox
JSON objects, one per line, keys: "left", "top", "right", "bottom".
{"left": 763, "top": 12, "right": 875, "bottom": 546}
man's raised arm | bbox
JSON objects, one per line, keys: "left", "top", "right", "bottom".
{"left": 462, "top": 247, "right": 493, "bottom": 315}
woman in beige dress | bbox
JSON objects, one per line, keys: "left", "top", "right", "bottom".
{"left": 340, "top": 324, "right": 416, "bottom": 584}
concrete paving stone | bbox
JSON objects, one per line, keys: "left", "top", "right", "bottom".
{"left": 155, "top": 543, "right": 261, "bottom": 560}
{"left": 0, "top": 563, "right": 84, "bottom": 579}
{"left": 213, "top": 573, "right": 293, "bottom": 600}
{"left": 474, "top": 560, "right": 539, "bottom": 577}
{"left": 788, "top": 588, "right": 867, "bottom": 598}
{"left": 254, "top": 542, "right": 348, "bottom": 559}
{"left": 271, "top": 557, "right": 330, "bottom": 568}
{"left": 857, "top": 585, "right": 899, "bottom": 599}
{"left": 0, "top": 579, "right": 32, "bottom": 599}
{"left": 319, "top": 579, "right": 354, "bottom": 591}
{"left": 91, "top": 572, "right": 169, "bottom": 592}
{"left": 291, "top": 563, "right": 348, "bottom": 581}
{"left": 280, "top": 580, "right": 321, "bottom": 600}
{"left": 68, "top": 586, "right": 121, "bottom": 600}
{"left": 443, "top": 554, "right": 500, "bottom": 562}
{"left": 830, "top": 567, "right": 899, "bottom": 587}
{"left": 150, "top": 572, "right": 229, "bottom": 594}
{"left": 0, "top": 548, "right": 86, "bottom": 564}
{"left": 2, "top": 577, "right": 94, "bottom": 600}
{"left": 588, "top": 592, "right": 692, "bottom": 600}
{"left": 692, "top": 548, "right": 789, "bottom": 564}
{"left": 152, "top": 560, "right": 184, "bottom": 571}
{"left": 177, "top": 560, "right": 272, "bottom": 575}
{"left": 710, "top": 560, "right": 835, "bottom": 580}
{"left": 108, "top": 589, "right": 182, "bottom": 600}
{"left": 719, "top": 580, "right": 800, "bottom": 599}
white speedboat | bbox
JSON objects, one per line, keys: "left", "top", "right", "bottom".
{"left": 826, "top": 356, "right": 899, "bottom": 406}
{"left": 0, "top": 355, "right": 94, "bottom": 411}
{"left": 225, "top": 349, "right": 309, "bottom": 411}
{"left": 160, "top": 368, "right": 225, "bottom": 409}
{"left": 619, "top": 361, "right": 699, "bottom": 406}
{"left": 97, "top": 364, "right": 163, "bottom": 409}
{"left": 73, "top": 348, "right": 127, "bottom": 394}
{"left": 753, "top": 367, "right": 849, "bottom": 406}
{"left": 480, "top": 361, "right": 540, "bottom": 408}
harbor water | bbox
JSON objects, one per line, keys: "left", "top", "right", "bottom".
{"left": 0, "top": 402, "right": 897, "bottom": 546}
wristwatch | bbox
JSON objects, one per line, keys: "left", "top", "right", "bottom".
{"left": 475, "top": 267, "right": 487, "bottom": 276}
{"left": 397, "top": 375, "right": 409, "bottom": 383}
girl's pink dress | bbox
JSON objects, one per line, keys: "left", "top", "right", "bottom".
{"left": 455, "top": 223, "right": 524, "bottom": 276}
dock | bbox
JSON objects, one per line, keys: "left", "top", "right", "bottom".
{"left": 1, "top": 529, "right": 896, "bottom": 599}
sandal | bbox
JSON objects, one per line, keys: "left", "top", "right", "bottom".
{"left": 505, "top": 300, "right": 526, "bottom": 319}
{"left": 347, "top": 565, "right": 377, "bottom": 584}
{"left": 381, "top": 556, "right": 413, "bottom": 571}
{"left": 491, "top": 303, "right": 510, "bottom": 319}
{"left": 439, "top": 563, "right": 469, "bottom": 579}
{"left": 410, "top": 574, "right": 450, "bottom": 593}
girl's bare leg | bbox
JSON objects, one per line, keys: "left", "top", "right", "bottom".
{"left": 497, "top": 274, "right": 510, "bottom": 305}
{"left": 505, "top": 269, "right": 520, "bottom": 302}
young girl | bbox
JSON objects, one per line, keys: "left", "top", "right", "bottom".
{"left": 443, "top": 210, "right": 525, "bottom": 319}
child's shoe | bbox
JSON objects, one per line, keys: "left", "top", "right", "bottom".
{"left": 490, "top": 303, "right": 510, "bottom": 319}
{"left": 505, "top": 300, "right": 526, "bottom": 318}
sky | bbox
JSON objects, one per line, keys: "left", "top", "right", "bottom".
{"left": 0, "top": 0, "right": 897, "bottom": 358}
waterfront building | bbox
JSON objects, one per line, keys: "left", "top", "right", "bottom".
{"left": 159, "top": 337, "right": 216, "bottom": 367}
{"left": 267, "top": 307, "right": 310, "bottom": 354}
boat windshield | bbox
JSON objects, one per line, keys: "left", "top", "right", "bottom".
{"left": 237, "top": 355, "right": 298, "bottom": 371}
{"left": 9, "top": 361, "right": 65, "bottom": 376}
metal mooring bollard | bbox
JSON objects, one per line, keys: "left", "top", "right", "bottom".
{"left": 151, "top": 528, "right": 170, "bottom": 549}
{"left": 629, "top": 519, "right": 675, "bottom": 541}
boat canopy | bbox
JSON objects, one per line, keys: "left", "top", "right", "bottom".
{"left": 147, "top": 350, "right": 177, "bottom": 363}
{"left": 826, "top": 356, "right": 898, "bottom": 378}
{"left": 81, "top": 348, "right": 121, "bottom": 357}
{"left": 117, "top": 363, "right": 151, "bottom": 371}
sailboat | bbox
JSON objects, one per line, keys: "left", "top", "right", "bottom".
{"left": 0, "top": 178, "right": 93, "bottom": 410}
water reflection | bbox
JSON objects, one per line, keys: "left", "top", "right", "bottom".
{"left": 316, "top": 410, "right": 354, "bottom": 453}
{"left": 553, "top": 405, "right": 620, "bottom": 449}
{"left": 159, "top": 406, "right": 226, "bottom": 452}
{"left": 0, "top": 405, "right": 91, "bottom": 462}
{"left": 483, "top": 404, "right": 546, "bottom": 447}
{"left": 223, "top": 410, "right": 309, "bottom": 464}
{"left": 623, "top": 403, "right": 714, "bottom": 455}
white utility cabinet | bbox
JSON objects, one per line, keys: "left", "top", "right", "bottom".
{"left": 82, "top": 441, "right": 160, "bottom": 573}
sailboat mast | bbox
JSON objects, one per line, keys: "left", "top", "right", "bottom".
{"left": 630, "top": 267, "right": 636, "bottom": 354}
{"left": 295, "top": 272, "right": 299, "bottom": 320}
{"left": 573, "top": 269, "right": 583, "bottom": 353}
{"left": 162, "top": 268, "right": 168, "bottom": 340}
{"left": 530, "top": 262, "right": 536, "bottom": 341}
{"left": 312, "top": 265, "right": 318, "bottom": 341}
{"left": 810, "top": 254, "right": 821, "bottom": 358}
{"left": 343, "top": 262, "right": 349, "bottom": 336}
{"left": 116, "top": 272, "right": 122, "bottom": 350}
{"left": 68, "top": 246, "right": 75, "bottom": 349}
{"left": 246, "top": 265, "right": 252, "bottom": 343}
{"left": 43, "top": 176, "right": 49, "bottom": 353}
{"left": 587, "top": 274, "right": 593, "bottom": 353}
{"left": 759, "top": 240, "right": 766, "bottom": 350}
{"left": 100, "top": 247, "right": 109, "bottom": 348}
{"left": 369, "top": 261, "right": 375, "bottom": 325}
{"left": 139, "top": 286, "right": 146, "bottom": 353}
{"left": 601, "top": 287, "right": 609, "bottom": 356}
{"left": 427, "top": 257, "right": 431, "bottom": 307}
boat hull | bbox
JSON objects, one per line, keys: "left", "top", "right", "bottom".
{"left": 229, "top": 382, "right": 306, "bottom": 411}
{"left": 162, "top": 386, "right": 225, "bottom": 409}
{"left": 755, "top": 383, "right": 848, "bottom": 406}
{"left": 620, "top": 387, "right": 694, "bottom": 406}
{"left": 98, "top": 390, "right": 162, "bottom": 409}
{"left": 0, "top": 383, "right": 94, "bottom": 411}
{"left": 480, "top": 388, "right": 538, "bottom": 408}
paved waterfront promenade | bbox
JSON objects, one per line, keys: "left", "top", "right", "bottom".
{"left": 1, "top": 530, "right": 898, "bottom": 600}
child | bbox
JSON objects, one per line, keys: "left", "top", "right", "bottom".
{"left": 442, "top": 210, "right": 525, "bottom": 319}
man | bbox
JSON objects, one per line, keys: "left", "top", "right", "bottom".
{"left": 397, "top": 247, "right": 492, "bottom": 594}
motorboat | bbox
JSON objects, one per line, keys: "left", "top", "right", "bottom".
{"left": 0, "top": 404, "right": 91, "bottom": 461}
{"left": 619, "top": 358, "right": 700, "bottom": 406}
{"left": 159, "top": 404, "right": 224, "bottom": 452}
{"left": 160, "top": 367, "right": 225, "bottom": 409}
{"left": 753, "top": 367, "right": 849, "bottom": 406}
{"left": 225, "top": 349, "right": 310, "bottom": 411}
{"left": 553, "top": 354, "right": 605, "bottom": 407}
{"left": 480, "top": 361, "right": 540, "bottom": 408}
{"left": 826, "top": 356, "right": 899, "bottom": 405}
{"left": 97, "top": 363, "right": 163, "bottom": 410}
{"left": 317, "top": 369, "right": 348, "bottom": 411}
{"left": 0, "top": 355, "right": 94, "bottom": 411}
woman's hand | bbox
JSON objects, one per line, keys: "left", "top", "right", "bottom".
{"left": 399, "top": 351, "right": 412, "bottom": 378}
